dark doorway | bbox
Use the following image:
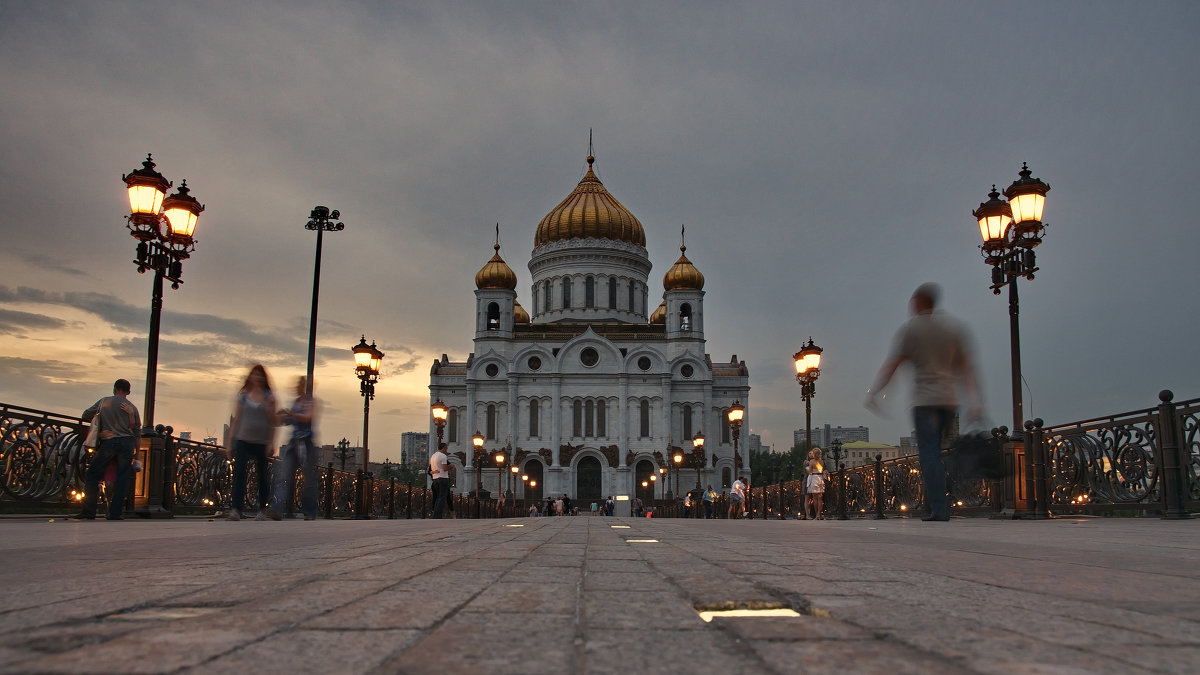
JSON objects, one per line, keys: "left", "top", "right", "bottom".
{"left": 524, "top": 461, "right": 544, "bottom": 503}
{"left": 635, "top": 459, "right": 656, "bottom": 504}
{"left": 576, "top": 456, "right": 602, "bottom": 502}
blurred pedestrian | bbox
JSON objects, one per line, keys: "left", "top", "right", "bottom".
{"left": 728, "top": 477, "right": 746, "bottom": 519}
{"left": 703, "top": 484, "right": 716, "bottom": 519}
{"left": 275, "top": 376, "right": 319, "bottom": 520}
{"left": 868, "top": 282, "right": 983, "bottom": 522}
{"left": 683, "top": 492, "right": 692, "bottom": 518}
{"left": 73, "top": 379, "right": 141, "bottom": 521}
{"left": 804, "top": 448, "right": 826, "bottom": 520}
{"left": 226, "top": 364, "right": 282, "bottom": 521}
{"left": 430, "top": 442, "right": 450, "bottom": 518}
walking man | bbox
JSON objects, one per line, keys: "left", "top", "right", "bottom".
{"left": 74, "top": 379, "right": 141, "bottom": 520}
{"left": 703, "top": 484, "right": 716, "bottom": 519}
{"left": 430, "top": 442, "right": 450, "bottom": 518}
{"left": 867, "top": 283, "right": 983, "bottom": 521}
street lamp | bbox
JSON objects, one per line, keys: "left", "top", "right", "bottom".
{"left": 728, "top": 402, "right": 745, "bottom": 480}
{"left": 122, "top": 154, "right": 204, "bottom": 430}
{"left": 793, "top": 338, "right": 823, "bottom": 452}
{"left": 494, "top": 450, "right": 506, "bottom": 504}
{"left": 692, "top": 432, "right": 705, "bottom": 493}
{"left": 650, "top": 473, "right": 658, "bottom": 502}
{"left": 472, "top": 431, "right": 485, "bottom": 517}
{"left": 336, "top": 437, "right": 351, "bottom": 471}
{"left": 431, "top": 398, "right": 449, "bottom": 448}
{"left": 303, "top": 206, "right": 345, "bottom": 398}
{"left": 972, "top": 163, "right": 1050, "bottom": 434}
{"left": 510, "top": 464, "right": 519, "bottom": 500}
{"left": 672, "top": 451, "right": 684, "bottom": 503}
{"left": 353, "top": 336, "right": 384, "bottom": 473}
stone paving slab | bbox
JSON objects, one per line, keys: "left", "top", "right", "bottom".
{"left": 0, "top": 516, "right": 1198, "bottom": 673}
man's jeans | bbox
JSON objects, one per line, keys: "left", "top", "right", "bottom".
{"left": 82, "top": 436, "right": 135, "bottom": 518}
{"left": 431, "top": 477, "right": 450, "bottom": 518}
{"left": 274, "top": 438, "right": 319, "bottom": 518}
{"left": 913, "top": 406, "right": 954, "bottom": 519}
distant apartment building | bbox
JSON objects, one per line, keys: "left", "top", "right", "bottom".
{"left": 400, "top": 432, "right": 430, "bottom": 465}
{"left": 838, "top": 441, "right": 901, "bottom": 468}
{"left": 793, "top": 424, "right": 869, "bottom": 449}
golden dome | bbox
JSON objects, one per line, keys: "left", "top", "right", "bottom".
{"left": 475, "top": 243, "right": 518, "bottom": 290}
{"left": 649, "top": 300, "right": 667, "bottom": 325}
{"left": 534, "top": 155, "right": 646, "bottom": 248}
{"left": 663, "top": 244, "right": 705, "bottom": 290}
{"left": 513, "top": 301, "right": 530, "bottom": 324}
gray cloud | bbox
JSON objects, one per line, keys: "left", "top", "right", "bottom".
{"left": 1, "top": 1, "right": 1198, "bottom": 457}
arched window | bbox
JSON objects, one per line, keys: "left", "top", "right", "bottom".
{"left": 563, "top": 277, "right": 572, "bottom": 308}
{"left": 639, "top": 399, "right": 650, "bottom": 438}
{"left": 529, "top": 400, "right": 539, "bottom": 438}
{"left": 682, "top": 404, "right": 693, "bottom": 440}
{"left": 486, "top": 405, "right": 497, "bottom": 440}
{"left": 608, "top": 277, "right": 617, "bottom": 309}
{"left": 642, "top": 287, "right": 648, "bottom": 317}
{"left": 573, "top": 400, "right": 583, "bottom": 438}
{"left": 584, "top": 399, "right": 594, "bottom": 437}
{"left": 722, "top": 467, "right": 731, "bottom": 488}
{"left": 597, "top": 400, "right": 607, "bottom": 437}
{"left": 585, "top": 276, "right": 595, "bottom": 308}
{"left": 680, "top": 303, "right": 692, "bottom": 332}
{"left": 628, "top": 283, "right": 634, "bottom": 313}
{"left": 486, "top": 302, "right": 500, "bottom": 331}
{"left": 543, "top": 280, "right": 551, "bottom": 312}
{"left": 448, "top": 409, "right": 458, "bottom": 443}
{"left": 532, "top": 286, "right": 539, "bottom": 315}
{"left": 722, "top": 413, "right": 731, "bottom": 444}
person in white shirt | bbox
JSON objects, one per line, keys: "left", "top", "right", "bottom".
{"left": 430, "top": 442, "right": 450, "bottom": 519}
{"left": 728, "top": 478, "right": 746, "bottom": 519}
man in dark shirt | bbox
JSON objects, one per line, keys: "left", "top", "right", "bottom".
{"left": 73, "top": 379, "right": 141, "bottom": 520}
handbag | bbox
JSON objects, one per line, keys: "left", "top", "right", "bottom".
{"left": 948, "top": 429, "right": 1005, "bottom": 480}
{"left": 84, "top": 417, "right": 101, "bottom": 449}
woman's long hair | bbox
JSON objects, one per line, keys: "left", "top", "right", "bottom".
{"left": 240, "top": 364, "right": 273, "bottom": 393}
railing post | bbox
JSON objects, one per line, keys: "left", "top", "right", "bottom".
{"left": 837, "top": 463, "right": 849, "bottom": 520}
{"left": 406, "top": 482, "right": 413, "bottom": 519}
{"left": 1029, "top": 419, "right": 1051, "bottom": 519}
{"left": 388, "top": 477, "right": 396, "bottom": 519}
{"left": 419, "top": 485, "right": 426, "bottom": 519}
{"left": 323, "top": 463, "right": 333, "bottom": 519}
{"left": 1157, "top": 390, "right": 1191, "bottom": 519}
{"left": 873, "top": 454, "right": 887, "bottom": 519}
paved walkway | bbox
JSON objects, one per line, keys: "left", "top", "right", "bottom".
{"left": 1, "top": 515, "right": 1198, "bottom": 674}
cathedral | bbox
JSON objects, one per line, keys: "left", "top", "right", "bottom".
{"left": 428, "top": 151, "right": 750, "bottom": 504}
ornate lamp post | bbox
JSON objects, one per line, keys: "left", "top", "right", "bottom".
{"left": 303, "top": 206, "right": 345, "bottom": 398}
{"left": 692, "top": 433, "right": 705, "bottom": 493}
{"left": 671, "top": 452, "right": 683, "bottom": 502}
{"left": 510, "top": 464, "right": 519, "bottom": 500}
{"left": 122, "top": 155, "right": 204, "bottom": 431}
{"left": 335, "top": 437, "right": 351, "bottom": 471}
{"left": 494, "top": 449, "right": 506, "bottom": 503}
{"left": 972, "top": 164, "right": 1050, "bottom": 435}
{"left": 521, "top": 473, "right": 529, "bottom": 510}
{"left": 728, "top": 402, "right": 745, "bottom": 480}
{"left": 352, "top": 336, "right": 384, "bottom": 472}
{"left": 472, "top": 431, "right": 485, "bottom": 517}
{"left": 793, "top": 338, "right": 823, "bottom": 452}
{"left": 122, "top": 155, "right": 204, "bottom": 517}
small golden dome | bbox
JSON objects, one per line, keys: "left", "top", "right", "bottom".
{"left": 649, "top": 300, "right": 667, "bottom": 325}
{"left": 534, "top": 155, "right": 646, "bottom": 248}
{"left": 475, "top": 243, "right": 518, "bottom": 290}
{"left": 663, "top": 244, "right": 705, "bottom": 290}
{"left": 513, "top": 301, "right": 530, "bottom": 324}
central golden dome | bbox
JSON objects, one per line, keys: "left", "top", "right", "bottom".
{"left": 534, "top": 155, "right": 646, "bottom": 248}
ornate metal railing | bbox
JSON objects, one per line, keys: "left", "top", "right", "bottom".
{"left": 4, "top": 392, "right": 1196, "bottom": 518}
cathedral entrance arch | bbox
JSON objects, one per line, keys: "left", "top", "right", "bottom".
{"left": 524, "top": 460, "right": 544, "bottom": 503}
{"left": 576, "top": 456, "right": 602, "bottom": 502}
{"left": 634, "top": 459, "right": 656, "bottom": 504}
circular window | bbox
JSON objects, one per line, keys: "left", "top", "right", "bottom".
{"left": 637, "top": 356, "right": 652, "bottom": 371}
{"left": 580, "top": 348, "right": 599, "bottom": 367}
{"left": 681, "top": 364, "right": 694, "bottom": 378}
{"left": 485, "top": 364, "right": 499, "bottom": 378}
{"left": 528, "top": 356, "right": 541, "bottom": 371}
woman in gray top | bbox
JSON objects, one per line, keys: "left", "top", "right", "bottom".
{"left": 226, "top": 364, "right": 282, "bottom": 521}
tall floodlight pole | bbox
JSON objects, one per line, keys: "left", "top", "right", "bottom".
{"left": 304, "top": 207, "right": 344, "bottom": 398}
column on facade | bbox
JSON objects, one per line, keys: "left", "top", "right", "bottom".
{"left": 660, "top": 374, "right": 672, "bottom": 455}
{"left": 618, "top": 374, "right": 628, "bottom": 468}
{"left": 551, "top": 375, "right": 562, "bottom": 466}
{"left": 465, "top": 382, "right": 477, "bottom": 494}
{"left": 702, "top": 385, "right": 713, "bottom": 484}
{"left": 507, "top": 374, "right": 518, "bottom": 498}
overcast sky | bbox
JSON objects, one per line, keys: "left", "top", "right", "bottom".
{"left": 2, "top": 1, "right": 1197, "bottom": 461}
